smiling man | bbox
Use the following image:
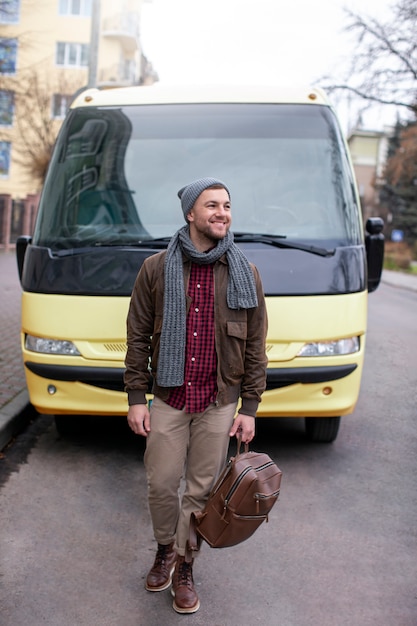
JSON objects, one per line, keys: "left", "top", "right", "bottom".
{"left": 124, "top": 177, "right": 268, "bottom": 614}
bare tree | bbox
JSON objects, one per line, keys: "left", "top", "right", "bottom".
{"left": 321, "top": 0, "right": 417, "bottom": 120}
{"left": 11, "top": 70, "right": 83, "bottom": 183}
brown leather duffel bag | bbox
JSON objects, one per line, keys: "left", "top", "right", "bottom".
{"left": 187, "top": 439, "right": 282, "bottom": 559}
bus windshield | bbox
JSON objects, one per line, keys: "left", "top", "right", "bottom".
{"left": 33, "top": 103, "right": 362, "bottom": 250}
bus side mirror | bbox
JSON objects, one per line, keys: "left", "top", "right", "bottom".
{"left": 365, "top": 217, "right": 384, "bottom": 293}
{"left": 16, "top": 235, "right": 32, "bottom": 283}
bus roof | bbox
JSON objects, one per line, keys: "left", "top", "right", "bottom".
{"left": 70, "top": 84, "right": 330, "bottom": 109}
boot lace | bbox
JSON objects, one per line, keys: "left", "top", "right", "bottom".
{"left": 154, "top": 543, "right": 171, "bottom": 568}
{"left": 177, "top": 560, "right": 193, "bottom": 588}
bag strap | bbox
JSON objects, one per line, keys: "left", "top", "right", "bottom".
{"left": 186, "top": 511, "right": 203, "bottom": 563}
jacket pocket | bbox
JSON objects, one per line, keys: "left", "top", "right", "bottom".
{"left": 226, "top": 321, "right": 247, "bottom": 340}
{"left": 224, "top": 321, "right": 247, "bottom": 378}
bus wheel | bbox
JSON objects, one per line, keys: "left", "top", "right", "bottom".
{"left": 305, "top": 416, "right": 341, "bottom": 443}
{"left": 54, "top": 415, "right": 85, "bottom": 438}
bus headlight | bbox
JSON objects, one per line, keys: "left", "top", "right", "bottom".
{"left": 297, "top": 336, "right": 360, "bottom": 357}
{"left": 25, "top": 334, "right": 81, "bottom": 356}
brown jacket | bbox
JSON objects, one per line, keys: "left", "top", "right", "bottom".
{"left": 124, "top": 250, "right": 268, "bottom": 417}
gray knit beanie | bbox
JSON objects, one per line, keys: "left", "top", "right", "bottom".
{"left": 177, "top": 177, "right": 231, "bottom": 221}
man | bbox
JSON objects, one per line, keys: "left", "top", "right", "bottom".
{"left": 125, "top": 177, "right": 267, "bottom": 614}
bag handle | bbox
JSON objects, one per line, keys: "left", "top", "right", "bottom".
{"left": 236, "top": 435, "right": 249, "bottom": 456}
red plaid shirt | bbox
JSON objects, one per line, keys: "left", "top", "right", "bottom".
{"left": 167, "top": 263, "right": 217, "bottom": 413}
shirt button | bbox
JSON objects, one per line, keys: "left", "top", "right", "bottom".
{"left": 197, "top": 284, "right": 201, "bottom": 288}
{"left": 195, "top": 307, "right": 199, "bottom": 312}
{"left": 187, "top": 381, "right": 192, "bottom": 386}
{"left": 191, "top": 357, "right": 195, "bottom": 362}
{"left": 193, "top": 332, "right": 197, "bottom": 337}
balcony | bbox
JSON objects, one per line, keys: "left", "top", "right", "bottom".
{"left": 102, "top": 12, "right": 140, "bottom": 54}
{"left": 98, "top": 60, "right": 138, "bottom": 86}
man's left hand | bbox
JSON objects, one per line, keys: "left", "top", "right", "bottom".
{"left": 229, "top": 414, "right": 255, "bottom": 444}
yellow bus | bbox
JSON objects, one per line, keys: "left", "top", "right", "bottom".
{"left": 16, "top": 85, "right": 384, "bottom": 442}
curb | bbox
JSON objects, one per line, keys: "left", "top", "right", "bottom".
{"left": 381, "top": 270, "right": 417, "bottom": 293}
{"left": 0, "top": 390, "right": 31, "bottom": 452}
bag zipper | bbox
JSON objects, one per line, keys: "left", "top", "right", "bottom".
{"left": 254, "top": 489, "right": 281, "bottom": 516}
{"left": 223, "top": 460, "right": 276, "bottom": 506}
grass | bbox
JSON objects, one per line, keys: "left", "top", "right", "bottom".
{"left": 383, "top": 259, "right": 417, "bottom": 274}
{"left": 383, "top": 241, "right": 417, "bottom": 274}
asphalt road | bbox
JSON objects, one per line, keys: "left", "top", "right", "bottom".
{"left": 0, "top": 281, "right": 416, "bottom": 626}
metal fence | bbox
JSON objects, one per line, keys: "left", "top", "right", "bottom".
{"left": 0, "top": 194, "right": 40, "bottom": 251}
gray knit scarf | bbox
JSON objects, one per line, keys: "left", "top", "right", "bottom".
{"left": 157, "top": 226, "right": 258, "bottom": 387}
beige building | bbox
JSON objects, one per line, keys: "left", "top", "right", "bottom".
{"left": 347, "top": 128, "right": 392, "bottom": 224}
{"left": 0, "top": 0, "right": 156, "bottom": 201}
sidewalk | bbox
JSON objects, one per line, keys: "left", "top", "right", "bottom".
{"left": 0, "top": 250, "right": 30, "bottom": 450}
{"left": 1, "top": 250, "right": 417, "bottom": 451}
{"left": 379, "top": 267, "right": 417, "bottom": 292}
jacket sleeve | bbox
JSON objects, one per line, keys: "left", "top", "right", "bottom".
{"left": 124, "top": 258, "right": 156, "bottom": 406}
{"left": 238, "top": 264, "right": 268, "bottom": 417}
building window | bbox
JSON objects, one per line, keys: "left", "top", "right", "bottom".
{"left": 59, "top": 0, "right": 92, "bottom": 16}
{"left": 0, "top": 0, "right": 20, "bottom": 23}
{"left": 0, "top": 38, "right": 18, "bottom": 74}
{"left": 122, "top": 59, "right": 136, "bottom": 82}
{"left": 52, "top": 93, "right": 71, "bottom": 118}
{"left": 0, "top": 90, "right": 14, "bottom": 125}
{"left": 56, "top": 42, "right": 89, "bottom": 67}
{"left": 0, "top": 141, "right": 11, "bottom": 177}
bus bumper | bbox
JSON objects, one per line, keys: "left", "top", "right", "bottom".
{"left": 24, "top": 360, "right": 362, "bottom": 418}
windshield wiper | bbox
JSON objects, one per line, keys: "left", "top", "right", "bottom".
{"left": 94, "top": 237, "right": 172, "bottom": 248}
{"left": 233, "top": 233, "right": 335, "bottom": 257}
{"left": 53, "top": 237, "right": 172, "bottom": 256}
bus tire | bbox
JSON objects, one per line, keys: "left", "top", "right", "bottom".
{"left": 305, "top": 416, "right": 341, "bottom": 443}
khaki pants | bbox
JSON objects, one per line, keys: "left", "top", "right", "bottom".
{"left": 144, "top": 396, "right": 237, "bottom": 556}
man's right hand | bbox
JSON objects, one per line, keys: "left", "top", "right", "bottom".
{"left": 127, "top": 404, "right": 151, "bottom": 437}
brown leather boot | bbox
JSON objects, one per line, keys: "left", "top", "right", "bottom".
{"left": 171, "top": 555, "right": 200, "bottom": 614}
{"left": 145, "top": 542, "right": 177, "bottom": 592}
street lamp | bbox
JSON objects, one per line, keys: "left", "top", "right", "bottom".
{"left": 88, "top": 0, "right": 101, "bottom": 88}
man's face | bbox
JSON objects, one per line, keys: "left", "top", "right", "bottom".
{"left": 187, "top": 188, "right": 231, "bottom": 248}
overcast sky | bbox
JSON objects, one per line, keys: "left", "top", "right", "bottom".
{"left": 141, "top": 0, "right": 397, "bottom": 133}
